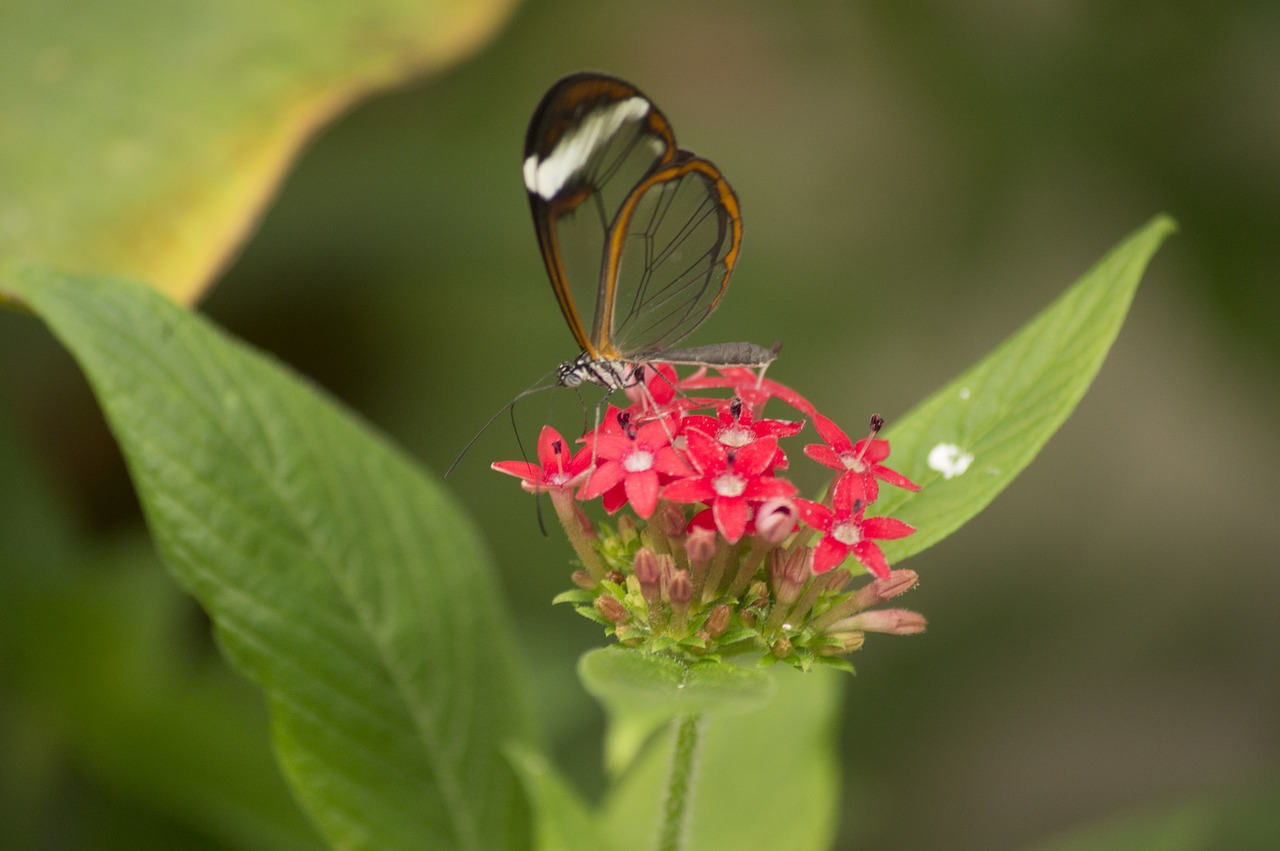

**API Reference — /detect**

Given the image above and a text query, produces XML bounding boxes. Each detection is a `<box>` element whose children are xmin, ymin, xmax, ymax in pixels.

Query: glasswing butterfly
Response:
<box><xmin>522</xmin><ymin>72</ymin><xmax>777</xmax><ymax>389</ymax></box>
<box><xmin>449</xmin><ymin>73</ymin><xmax>775</xmax><ymax>476</ymax></box>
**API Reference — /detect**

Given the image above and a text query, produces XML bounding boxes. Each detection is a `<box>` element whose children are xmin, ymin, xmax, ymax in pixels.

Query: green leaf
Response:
<box><xmin>0</xmin><ymin>0</ymin><xmax>514</xmax><ymax>304</ymax></box>
<box><xmin>578</xmin><ymin>648</ymin><xmax>774</xmax><ymax>777</ymax></box>
<box><xmin>1024</xmin><ymin>780</ymin><xmax>1280</xmax><ymax>851</ymax></box>
<box><xmin>876</xmin><ymin>215</ymin><xmax>1176</xmax><ymax>561</ymax></box>
<box><xmin>600</xmin><ymin>666</ymin><xmax>841</xmax><ymax>851</ymax></box>
<box><xmin>5</xmin><ymin>265</ymin><xmax>535</xmax><ymax>851</ymax></box>
<box><xmin>506</xmin><ymin>744</ymin><xmax>611</xmax><ymax>851</ymax></box>
<box><xmin>0</xmin><ymin>537</ymin><xmax>325</xmax><ymax>851</ymax></box>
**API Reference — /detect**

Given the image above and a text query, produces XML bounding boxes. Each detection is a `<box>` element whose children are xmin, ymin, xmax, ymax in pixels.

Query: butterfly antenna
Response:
<box><xmin>446</xmin><ymin>369</ymin><xmax>557</xmax><ymax>477</ymax></box>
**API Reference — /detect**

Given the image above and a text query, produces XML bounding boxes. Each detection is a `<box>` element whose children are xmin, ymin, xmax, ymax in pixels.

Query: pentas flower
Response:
<box><xmin>794</xmin><ymin>473</ymin><xmax>916</xmax><ymax>579</ymax></box>
<box><xmin>581</xmin><ymin>415</ymin><xmax>690</xmax><ymax>518</ymax></box>
<box><xmin>681</xmin><ymin>396</ymin><xmax>802</xmax><ymax>469</ymax></box>
<box><xmin>681</xmin><ymin>366</ymin><xmax>816</xmax><ymax>417</ymax></box>
<box><xmin>491</xmin><ymin>362</ymin><xmax>925</xmax><ymax>673</ymax></box>
<box><xmin>661</xmin><ymin>429</ymin><xmax>796</xmax><ymax>543</ymax></box>
<box><xmin>804</xmin><ymin>412</ymin><xmax>920</xmax><ymax>503</ymax></box>
<box><xmin>491</xmin><ymin>425</ymin><xmax>591</xmax><ymax>493</ymax></box>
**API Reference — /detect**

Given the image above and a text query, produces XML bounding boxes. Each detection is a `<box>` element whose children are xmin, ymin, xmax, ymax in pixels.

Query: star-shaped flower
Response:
<box><xmin>795</xmin><ymin>474</ymin><xmax>915</xmax><ymax>578</ymax></box>
<box><xmin>662</xmin><ymin>429</ymin><xmax>796</xmax><ymax>542</ymax></box>
<box><xmin>681</xmin><ymin>396</ymin><xmax>803</xmax><ymax>469</ymax></box>
<box><xmin>491</xmin><ymin>426</ymin><xmax>592</xmax><ymax>493</ymax></box>
<box><xmin>581</xmin><ymin>416</ymin><xmax>690</xmax><ymax>518</ymax></box>
<box><xmin>803</xmin><ymin>412</ymin><xmax>919</xmax><ymax>503</ymax></box>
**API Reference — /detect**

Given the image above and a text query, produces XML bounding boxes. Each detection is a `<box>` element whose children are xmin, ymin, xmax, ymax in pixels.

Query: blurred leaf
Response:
<box><xmin>1</xmin><ymin>406</ymin><xmax>318</xmax><ymax>850</ymax></box>
<box><xmin>5</xmin><ymin>266</ymin><xmax>536</xmax><ymax>851</ymax></box>
<box><xmin>1024</xmin><ymin>779</ymin><xmax>1280</xmax><ymax>851</ymax></box>
<box><xmin>578</xmin><ymin>648</ymin><xmax>774</xmax><ymax>777</ymax></box>
<box><xmin>506</xmin><ymin>744</ymin><xmax>610</xmax><ymax>851</ymax></box>
<box><xmin>876</xmin><ymin>215</ymin><xmax>1176</xmax><ymax>561</ymax></box>
<box><xmin>0</xmin><ymin>0</ymin><xmax>515</xmax><ymax>304</ymax></box>
<box><xmin>0</xmin><ymin>539</ymin><xmax>325</xmax><ymax>851</ymax></box>
<box><xmin>600</xmin><ymin>666</ymin><xmax>840</xmax><ymax>851</ymax></box>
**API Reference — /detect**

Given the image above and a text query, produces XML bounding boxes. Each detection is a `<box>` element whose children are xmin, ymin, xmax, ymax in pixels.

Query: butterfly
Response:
<box><xmin>522</xmin><ymin>72</ymin><xmax>777</xmax><ymax>391</ymax></box>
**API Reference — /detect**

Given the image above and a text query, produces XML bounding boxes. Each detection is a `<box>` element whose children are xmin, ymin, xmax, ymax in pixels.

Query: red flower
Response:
<box><xmin>681</xmin><ymin>367</ymin><xmax>816</xmax><ymax>418</ymax></box>
<box><xmin>795</xmin><ymin>474</ymin><xmax>915</xmax><ymax>578</ymax></box>
<box><xmin>491</xmin><ymin>426</ymin><xmax>592</xmax><ymax>494</ymax></box>
<box><xmin>682</xmin><ymin>396</ymin><xmax>803</xmax><ymax>469</ymax></box>
<box><xmin>803</xmin><ymin>412</ymin><xmax>919</xmax><ymax>503</ymax></box>
<box><xmin>662</xmin><ymin>429</ymin><xmax>796</xmax><ymax>542</ymax></box>
<box><xmin>581</xmin><ymin>416</ymin><xmax>690</xmax><ymax>518</ymax></box>
<box><xmin>619</xmin><ymin>362</ymin><xmax>712</xmax><ymax>420</ymax></box>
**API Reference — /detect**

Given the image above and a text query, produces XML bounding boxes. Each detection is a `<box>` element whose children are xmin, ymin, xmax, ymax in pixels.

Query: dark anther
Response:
<box><xmin>730</xmin><ymin>396</ymin><xmax>743</xmax><ymax>420</ymax></box>
<box><xmin>551</xmin><ymin>440</ymin><xmax>563</xmax><ymax>455</ymax></box>
<box><xmin>869</xmin><ymin>413</ymin><xmax>884</xmax><ymax>434</ymax></box>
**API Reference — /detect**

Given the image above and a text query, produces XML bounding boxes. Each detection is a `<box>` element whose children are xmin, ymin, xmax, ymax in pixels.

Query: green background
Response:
<box><xmin>3</xmin><ymin>1</ymin><xmax>1277</xmax><ymax>848</ymax></box>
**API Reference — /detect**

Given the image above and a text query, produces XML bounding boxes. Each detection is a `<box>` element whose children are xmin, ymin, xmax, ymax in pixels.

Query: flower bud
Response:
<box><xmin>571</xmin><ymin>570</ymin><xmax>597</xmax><ymax>589</ymax></box>
<box><xmin>594</xmin><ymin>595</ymin><xmax>629</xmax><ymax>624</ymax></box>
<box><xmin>633</xmin><ymin>548</ymin><xmax>661</xmax><ymax>589</ymax></box>
<box><xmin>657</xmin><ymin>553</ymin><xmax>677</xmax><ymax>598</ymax></box>
<box><xmin>771</xmin><ymin>636</ymin><xmax>793</xmax><ymax>658</ymax></box>
<box><xmin>833</xmin><ymin>608</ymin><xmax>927</xmax><ymax>636</ymax></box>
<box><xmin>819</xmin><ymin>631</ymin><xmax>866</xmax><ymax>655</ymax></box>
<box><xmin>668</xmin><ymin>570</ymin><xmax>693</xmax><ymax>607</ymax></box>
<box><xmin>633</xmin><ymin>548</ymin><xmax>664</xmax><ymax>620</ymax></box>
<box><xmin>754</xmin><ymin>497</ymin><xmax>798</xmax><ymax>546</ymax></box>
<box><xmin>685</xmin><ymin>527</ymin><xmax>716</xmax><ymax>567</ymax></box>
<box><xmin>705</xmin><ymin>603</ymin><xmax>731</xmax><ymax>637</ymax></box>
<box><xmin>655</xmin><ymin>502</ymin><xmax>687</xmax><ymax>541</ymax></box>
<box><xmin>852</xmin><ymin>569</ymin><xmax>919</xmax><ymax>610</ymax></box>
<box><xmin>668</xmin><ymin>569</ymin><xmax>693</xmax><ymax>635</ymax></box>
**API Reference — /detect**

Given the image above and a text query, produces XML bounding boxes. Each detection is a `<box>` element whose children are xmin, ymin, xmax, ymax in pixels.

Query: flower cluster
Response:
<box><xmin>492</xmin><ymin>364</ymin><xmax>925</xmax><ymax>672</ymax></box>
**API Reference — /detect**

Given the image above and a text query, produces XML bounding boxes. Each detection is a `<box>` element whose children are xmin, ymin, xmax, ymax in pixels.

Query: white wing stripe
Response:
<box><xmin>523</xmin><ymin>96</ymin><xmax>650</xmax><ymax>201</ymax></box>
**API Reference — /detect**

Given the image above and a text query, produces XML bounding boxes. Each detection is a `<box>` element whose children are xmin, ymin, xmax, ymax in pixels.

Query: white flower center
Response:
<box><xmin>719</xmin><ymin>425</ymin><xmax>754</xmax><ymax>447</ymax></box>
<box><xmin>832</xmin><ymin>520</ymin><xmax>862</xmax><ymax>546</ymax></box>
<box><xmin>840</xmin><ymin>452</ymin><xmax>866</xmax><ymax>473</ymax></box>
<box><xmin>712</xmin><ymin>472</ymin><xmax>746</xmax><ymax>498</ymax></box>
<box><xmin>623</xmin><ymin>450</ymin><xmax>654</xmax><ymax>473</ymax></box>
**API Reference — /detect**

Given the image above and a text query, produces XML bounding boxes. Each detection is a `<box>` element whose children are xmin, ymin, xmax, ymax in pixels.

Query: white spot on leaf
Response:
<box><xmin>928</xmin><ymin>443</ymin><xmax>974</xmax><ymax>479</ymax></box>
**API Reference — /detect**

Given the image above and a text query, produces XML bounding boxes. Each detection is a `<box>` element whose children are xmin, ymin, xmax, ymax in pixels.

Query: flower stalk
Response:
<box><xmin>657</xmin><ymin>714</ymin><xmax>703</xmax><ymax>851</ymax></box>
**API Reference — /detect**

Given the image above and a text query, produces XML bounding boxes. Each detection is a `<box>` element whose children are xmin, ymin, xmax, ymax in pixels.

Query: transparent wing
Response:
<box><xmin>523</xmin><ymin>73</ymin><xmax>676</xmax><ymax>357</ymax></box>
<box><xmin>600</xmin><ymin>151</ymin><xmax>743</xmax><ymax>359</ymax></box>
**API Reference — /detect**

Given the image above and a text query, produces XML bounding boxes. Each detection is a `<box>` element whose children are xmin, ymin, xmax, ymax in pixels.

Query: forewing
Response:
<box><xmin>523</xmin><ymin>73</ymin><xmax>676</xmax><ymax>356</ymax></box>
<box><xmin>600</xmin><ymin>152</ymin><xmax>743</xmax><ymax>359</ymax></box>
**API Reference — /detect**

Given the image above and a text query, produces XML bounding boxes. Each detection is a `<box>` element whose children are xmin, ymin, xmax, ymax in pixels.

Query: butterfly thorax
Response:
<box><xmin>557</xmin><ymin>354</ymin><xmax>636</xmax><ymax>390</ymax></box>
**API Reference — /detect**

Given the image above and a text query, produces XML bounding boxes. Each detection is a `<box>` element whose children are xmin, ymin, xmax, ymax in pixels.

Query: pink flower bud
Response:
<box><xmin>853</xmin><ymin>569</ymin><xmax>919</xmax><ymax>610</ymax></box>
<box><xmin>594</xmin><ymin>595</ymin><xmax>628</xmax><ymax>624</ymax></box>
<box><xmin>633</xmin><ymin>548</ymin><xmax>661</xmax><ymax>590</ymax></box>
<box><xmin>684</xmin><ymin>526</ymin><xmax>717</xmax><ymax>566</ymax></box>
<box><xmin>754</xmin><ymin>497</ymin><xmax>798</xmax><ymax>545</ymax></box>
<box><xmin>705</xmin><ymin>603</ymin><xmax>731</xmax><ymax>637</ymax></box>
<box><xmin>838</xmin><ymin>608</ymin><xmax>927</xmax><ymax>635</ymax></box>
<box><xmin>668</xmin><ymin>570</ymin><xmax>693</xmax><ymax>607</ymax></box>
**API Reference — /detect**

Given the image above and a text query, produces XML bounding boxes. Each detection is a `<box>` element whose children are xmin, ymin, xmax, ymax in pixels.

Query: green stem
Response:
<box><xmin>656</xmin><ymin>713</ymin><xmax>702</xmax><ymax>851</ymax></box>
